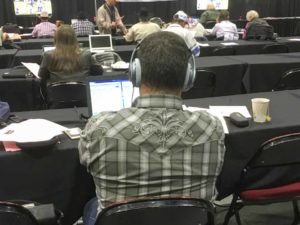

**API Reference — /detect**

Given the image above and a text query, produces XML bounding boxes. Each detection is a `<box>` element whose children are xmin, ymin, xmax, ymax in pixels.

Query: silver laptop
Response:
<box><xmin>89</xmin><ymin>34</ymin><xmax>114</xmax><ymax>53</ymax></box>
<box><xmin>86</xmin><ymin>75</ymin><xmax>139</xmax><ymax>116</ymax></box>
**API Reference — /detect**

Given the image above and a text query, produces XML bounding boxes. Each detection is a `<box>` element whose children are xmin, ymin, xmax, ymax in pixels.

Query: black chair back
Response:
<box><xmin>204</xmin><ymin>21</ymin><xmax>216</xmax><ymax>29</ymax></box>
<box><xmin>223</xmin><ymin>132</ymin><xmax>300</xmax><ymax>225</ymax></box>
<box><xmin>181</xmin><ymin>69</ymin><xmax>216</xmax><ymax>99</ymax></box>
<box><xmin>95</xmin><ymin>198</ymin><xmax>215</xmax><ymax>225</ymax></box>
<box><xmin>0</xmin><ymin>201</ymin><xmax>38</xmax><ymax>225</ymax></box>
<box><xmin>273</xmin><ymin>68</ymin><xmax>300</xmax><ymax>91</ymax></box>
<box><xmin>212</xmin><ymin>47</ymin><xmax>236</xmax><ymax>56</ymax></box>
<box><xmin>245</xmin><ymin>23</ymin><xmax>274</xmax><ymax>40</ymax></box>
<box><xmin>260</xmin><ymin>43</ymin><xmax>289</xmax><ymax>54</ymax></box>
<box><xmin>46</xmin><ymin>81</ymin><xmax>87</xmax><ymax>109</ymax></box>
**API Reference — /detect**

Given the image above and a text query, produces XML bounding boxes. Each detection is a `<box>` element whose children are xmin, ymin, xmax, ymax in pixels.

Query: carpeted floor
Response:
<box><xmin>215</xmin><ymin>201</ymin><xmax>297</xmax><ymax>225</ymax></box>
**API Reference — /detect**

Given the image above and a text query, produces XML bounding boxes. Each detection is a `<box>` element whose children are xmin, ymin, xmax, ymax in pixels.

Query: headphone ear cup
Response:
<box><xmin>129</xmin><ymin>58</ymin><xmax>142</xmax><ymax>87</ymax></box>
<box><xmin>182</xmin><ymin>55</ymin><xmax>196</xmax><ymax>92</ymax></box>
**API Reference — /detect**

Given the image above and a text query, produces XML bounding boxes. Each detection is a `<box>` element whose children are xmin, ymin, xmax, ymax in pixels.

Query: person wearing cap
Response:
<box><xmin>199</xmin><ymin>2</ymin><xmax>220</xmax><ymax>25</ymax></box>
<box><xmin>164</xmin><ymin>10</ymin><xmax>200</xmax><ymax>56</ymax></box>
<box><xmin>123</xmin><ymin>7</ymin><xmax>160</xmax><ymax>43</ymax></box>
<box><xmin>97</xmin><ymin>0</ymin><xmax>127</xmax><ymax>35</ymax></box>
<box><xmin>31</xmin><ymin>11</ymin><xmax>56</xmax><ymax>38</ymax></box>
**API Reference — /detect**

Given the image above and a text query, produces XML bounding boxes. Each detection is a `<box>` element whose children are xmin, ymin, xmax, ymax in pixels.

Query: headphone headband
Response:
<box><xmin>128</xmin><ymin>41</ymin><xmax>196</xmax><ymax>92</ymax></box>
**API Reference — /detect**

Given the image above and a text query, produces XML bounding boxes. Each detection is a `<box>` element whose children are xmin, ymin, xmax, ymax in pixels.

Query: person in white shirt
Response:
<box><xmin>164</xmin><ymin>11</ymin><xmax>200</xmax><ymax>56</ymax></box>
<box><xmin>211</xmin><ymin>10</ymin><xmax>238</xmax><ymax>41</ymax></box>
<box><xmin>124</xmin><ymin>7</ymin><xmax>160</xmax><ymax>43</ymax></box>
<box><xmin>186</xmin><ymin>17</ymin><xmax>208</xmax><ymax>38</ymax></box>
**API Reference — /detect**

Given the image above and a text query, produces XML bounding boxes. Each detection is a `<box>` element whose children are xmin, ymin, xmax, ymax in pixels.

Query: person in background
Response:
<box><xmin>149</xmin><ymin>17</ymin><xmax>165</xmax><ymax>29</ymax></box>
<box><xmin>97</xmin><ymin>0</ymin><xmax>127</xmax><ymax>35</ymax></box>
<box><xmin>0</xmin><ymin>27</ymin><xmax>9</xmax><ymax>48</ymax></box>
<box><xmin>164</xmin><ymin>10</ymin><xmax>200</xmax><ymax>56</ymax></box>
<box><xmin>38</xmin><ymin>25</ymin><xmax>94</xmax><ymax>92</ymax></box>
<box><xmin>200</xmin><ymin>2</ymin><xmax>220</xmax><ymax>25</ymax></box>
<box><xmin>242</xmin><ymin>10</ymin><xmax>271</xmax><ymax>39</ymax></box>
<box><xmin>79</xmin><ymin>31</ymin><xmax>225</xmax><ymax>225</ymax></box>
<box><xmin>186</xmin><ymin>17</ymin><xmax>208</xmax><ymax>38</ymax></box>
<box><xmin>124</xmin><ymin>7</ymin><xmax>160</xmax><ymax>43</ymax></box>
<box><xmin>211</xmin><ymin>10</ymin><xmax>238</xmax><ymax>40</ymax></box>
<box><xmin>32</xmin><ymin>11</ymin><xmax>56</xmax><ymax>38</ymax></box>
<box><xmin>71</xmin><ymin>11</ymin><xmax>95</xmax><ymax>37</ymax></box>
<box><xmin>55</xmin><ymin>20</ymin><xmax>64</xmax><ymax>28</ymax></box>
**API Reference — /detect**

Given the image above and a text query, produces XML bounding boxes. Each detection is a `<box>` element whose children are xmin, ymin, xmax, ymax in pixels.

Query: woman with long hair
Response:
<box><xmin>38</xmin><ymin>24</ymin><xmax>92</xmax><ymax>85</ymax></box>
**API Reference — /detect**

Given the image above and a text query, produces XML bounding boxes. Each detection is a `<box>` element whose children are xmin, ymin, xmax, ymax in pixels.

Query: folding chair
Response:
<box><xmin>223</xmin><ymin>132</ymin><xmax>300</xmax><ymax>225</ymax></box>
<box><xmin>0</xmin><ymin>201</ymin><xmax>39</xmax><ymax>225</ymax></box>
<box><xmin>0</xmin><ymin>200</ymin><xmax>64</xmax><ymax>225</ymax></box>
<box><xmin>273</xmin><ymin>68</ymin><xmax>300</xmax><ymax>91</ymax></box>
<box><xmin>95</xmin><ymin>198</ymin><xmax>215</xmax><ymax>225</ymax></box>
<box><xmin>46</xmin><ymin>81</ymin><xmax>87</xmax><ymax>109</ymax></box>
<box><xmin>181</xmin><ymin>69</ymin><xmax>216</xmax><ymax>99</ymax></box>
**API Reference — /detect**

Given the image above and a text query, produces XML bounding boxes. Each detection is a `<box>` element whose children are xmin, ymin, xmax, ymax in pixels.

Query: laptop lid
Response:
<box><xmin>89</xmin><ymin>34</ymin><xmax>114</xmax><ymax>53</ymax></box>
<box><xmin>86</xmin><ymin>75</ymin><xmax>139</xmax><ymax>116</ymax></box>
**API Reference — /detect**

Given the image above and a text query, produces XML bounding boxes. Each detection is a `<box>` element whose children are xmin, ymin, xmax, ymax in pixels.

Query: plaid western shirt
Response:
<box><xmin>71</xmin><ymin>20</ymin><xmax>95</xmax><ymax>36</ymax></box>
<box><xmin>79</xmin><ymin>95</ymin><xmax>225</xmax><ymax>208</ymax></box>
<box><xmin>31</xmin><ymin>21</ymin><xmax>56</xmax><ymax>38</ymax></box>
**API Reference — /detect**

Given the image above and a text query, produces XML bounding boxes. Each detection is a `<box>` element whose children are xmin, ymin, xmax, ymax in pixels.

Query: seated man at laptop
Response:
<box><xmin>79</xmin><ymin>31</ymin><xmax>226</xmax><ymax>225</ymax></box>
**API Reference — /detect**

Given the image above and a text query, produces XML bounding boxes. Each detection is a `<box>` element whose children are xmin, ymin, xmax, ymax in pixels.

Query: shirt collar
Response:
<box><xmin>132</xmin><ymin>95</ymin><xmax>183</xmax><ymax>110</ymax></box>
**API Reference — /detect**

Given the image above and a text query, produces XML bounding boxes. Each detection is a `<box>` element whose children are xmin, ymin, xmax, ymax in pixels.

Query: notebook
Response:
<box><xmin>89</xmin><ymin>34</ymin><xmax>114</xmax><ymax>53</ymax></box>
<box><xmin>86</xmin><ymin>75</ymin><xmax>139</xmax><ymax>116</ymax></box>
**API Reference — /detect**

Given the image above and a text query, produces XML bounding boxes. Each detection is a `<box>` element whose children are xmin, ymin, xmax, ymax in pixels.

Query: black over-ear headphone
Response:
<box><xmin>128</xmin><ymin>42</ymin><xmax>196</xmax><ymax>92</ymax></box>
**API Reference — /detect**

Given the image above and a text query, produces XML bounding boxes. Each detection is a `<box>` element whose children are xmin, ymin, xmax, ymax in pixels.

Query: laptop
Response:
<box><xmin>86</xmin><ymin>75</ymin><xmax>139</xmax><ymax>116</ymax></box>
<box><xmin>89</xmin><ymin>34</ymin><xmax>114</xmax><ymax>53</ymax></box>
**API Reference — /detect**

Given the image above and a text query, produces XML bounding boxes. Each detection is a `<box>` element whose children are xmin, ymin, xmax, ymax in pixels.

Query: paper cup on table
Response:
<box><xmin>251</xmin><ymin>98</ymin><xmax>270</xmax><ymax>123</ymax></box>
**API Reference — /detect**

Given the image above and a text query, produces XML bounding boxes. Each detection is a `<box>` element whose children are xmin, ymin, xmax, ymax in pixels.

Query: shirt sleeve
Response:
<box><xmin>124</xmin><ymin>27</ymin><xmax>134</xmax><ymax>42</ymax></box>
<box><xmin>115</xmin><ymin>8</ymin><xmax>126</xmax><ymax>32</ymax></box>
<box><xmin>97</xmin><ymin>7</ymin><xmax>110</xmax><ymax>30</ymax></box>
<box><xmin>38</xmin><ymin>52</ymin><xmax>50</xmax><ymax>80</ymax></box>
<box><xmin>31</xmin><ymin>25</ymin><xmax>38</xmax><ymax>37</ymax></box>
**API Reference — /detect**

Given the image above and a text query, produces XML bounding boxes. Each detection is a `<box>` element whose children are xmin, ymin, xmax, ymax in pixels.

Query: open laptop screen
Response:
<box><xmin>89</xmin><ymin>34</ymin><xmax>113</xmax><ymax>53</ymax></box>
<box><xmin>86</xmin><ymin>75</ymin><xmax>139</xmax><ymax>116</ymax></box>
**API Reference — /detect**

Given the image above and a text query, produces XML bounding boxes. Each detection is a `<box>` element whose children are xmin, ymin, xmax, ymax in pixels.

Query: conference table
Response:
<box><xmin>10</xmin><ymin>45</ymin><xmax>136</xmax><ymax>67</ymax></box>
<box><xmin>12</xmin><ymin>36</ymin><xmax>300</xmax><ymax>57</ymax></box>
<box><xmin>1</xmin><ymin>89</ymin><xmax>299</xmax><ymax>225</ymax></box>
<box><xmin>184</xmin><ymin>89</ymin><xmax>300</xmax><ymax>198</ymax></box>
<box><xmin>0</xmin><ymin>55</ymin><xmax>246</xmax><ymax>112</ymax></box>
<box><xmin>3</xmin><ymin>50</ymin><xmax>300</xmax><ymax>112</ymax></box>
<box><xmin>198</xmin><ymin>37</ymin><xmax>300</xmax><ymax>56</ymax></box>
<box><xmin>0</xmin><ymin>49</ymin><xmax>17</xmax><ymax>69</ymax></box>
<box><xmin>17</xmin><ymin>36</ymin><xmax>128</xmax><ymax>50</ymax></box>
<box><xmin>227</xmin><ymin>52</ymin><xmax>300</xmax><ymax>93</ymax></box>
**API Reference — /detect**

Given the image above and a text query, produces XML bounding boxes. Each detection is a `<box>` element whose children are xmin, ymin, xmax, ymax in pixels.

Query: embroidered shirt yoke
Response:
<box><xmin>79</xmin><ymin>95</ymin><xmax>225</xmax><ymax>208</ymax></box>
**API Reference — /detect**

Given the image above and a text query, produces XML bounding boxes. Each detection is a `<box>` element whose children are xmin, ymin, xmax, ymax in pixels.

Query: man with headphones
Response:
<box><xmin>79</xmin><ymin>31</ymin><xmax>225</xmax><ymax>225</ymax></box>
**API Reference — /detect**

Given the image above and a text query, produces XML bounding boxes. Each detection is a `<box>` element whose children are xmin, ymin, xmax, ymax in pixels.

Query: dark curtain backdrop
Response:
<box><xmin>0</xmin><ymin>0</ymin><xmax>300</xmax><ymax>27</ymax></box>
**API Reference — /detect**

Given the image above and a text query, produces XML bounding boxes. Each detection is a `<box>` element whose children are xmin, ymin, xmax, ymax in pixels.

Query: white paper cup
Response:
<box><xmin>251</xmin><ymin>98</ymin><xmax>270</xmax><ymax>123</ymax></box>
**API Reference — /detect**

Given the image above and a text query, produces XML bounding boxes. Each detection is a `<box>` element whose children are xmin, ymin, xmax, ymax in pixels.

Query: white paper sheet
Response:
<box><xmin>209</xmin><ymin>106</ymin><xmax>252</xmax><ymax>118</ymax></box>
<box><xmin>220</xmin><ymin>42</ymin><xmax>239</xmax><ymax>46</ymax></box>
<box><xmin>21</xmin><ymin>62</ymin><xmax>40</xmax><ymax>78</ymax></box>
<box><xmin>0</xmin><ymin>119</ymin><xmax>67</xmax><ymax>142</ymax></box>
<box><xmin>183</xmin><ymin>105</ymin><xmax>229</xmax><ymax>134</ymax></box>
<box><xmin>197</xmin><ymin>42</ymin><xmax>210</xmax><ymax>47</ymax></box>
<box><xmin>288</xmin><ymin>38</ymin><xmax>300</xmax><ymax>41</ymax></box>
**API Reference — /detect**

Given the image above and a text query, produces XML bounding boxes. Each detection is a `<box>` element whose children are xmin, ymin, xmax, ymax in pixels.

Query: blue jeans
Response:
<box><xmin>83</xmin><ymin>197</ymin><xmax>99</xmax><ymax>225</ymax></box>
